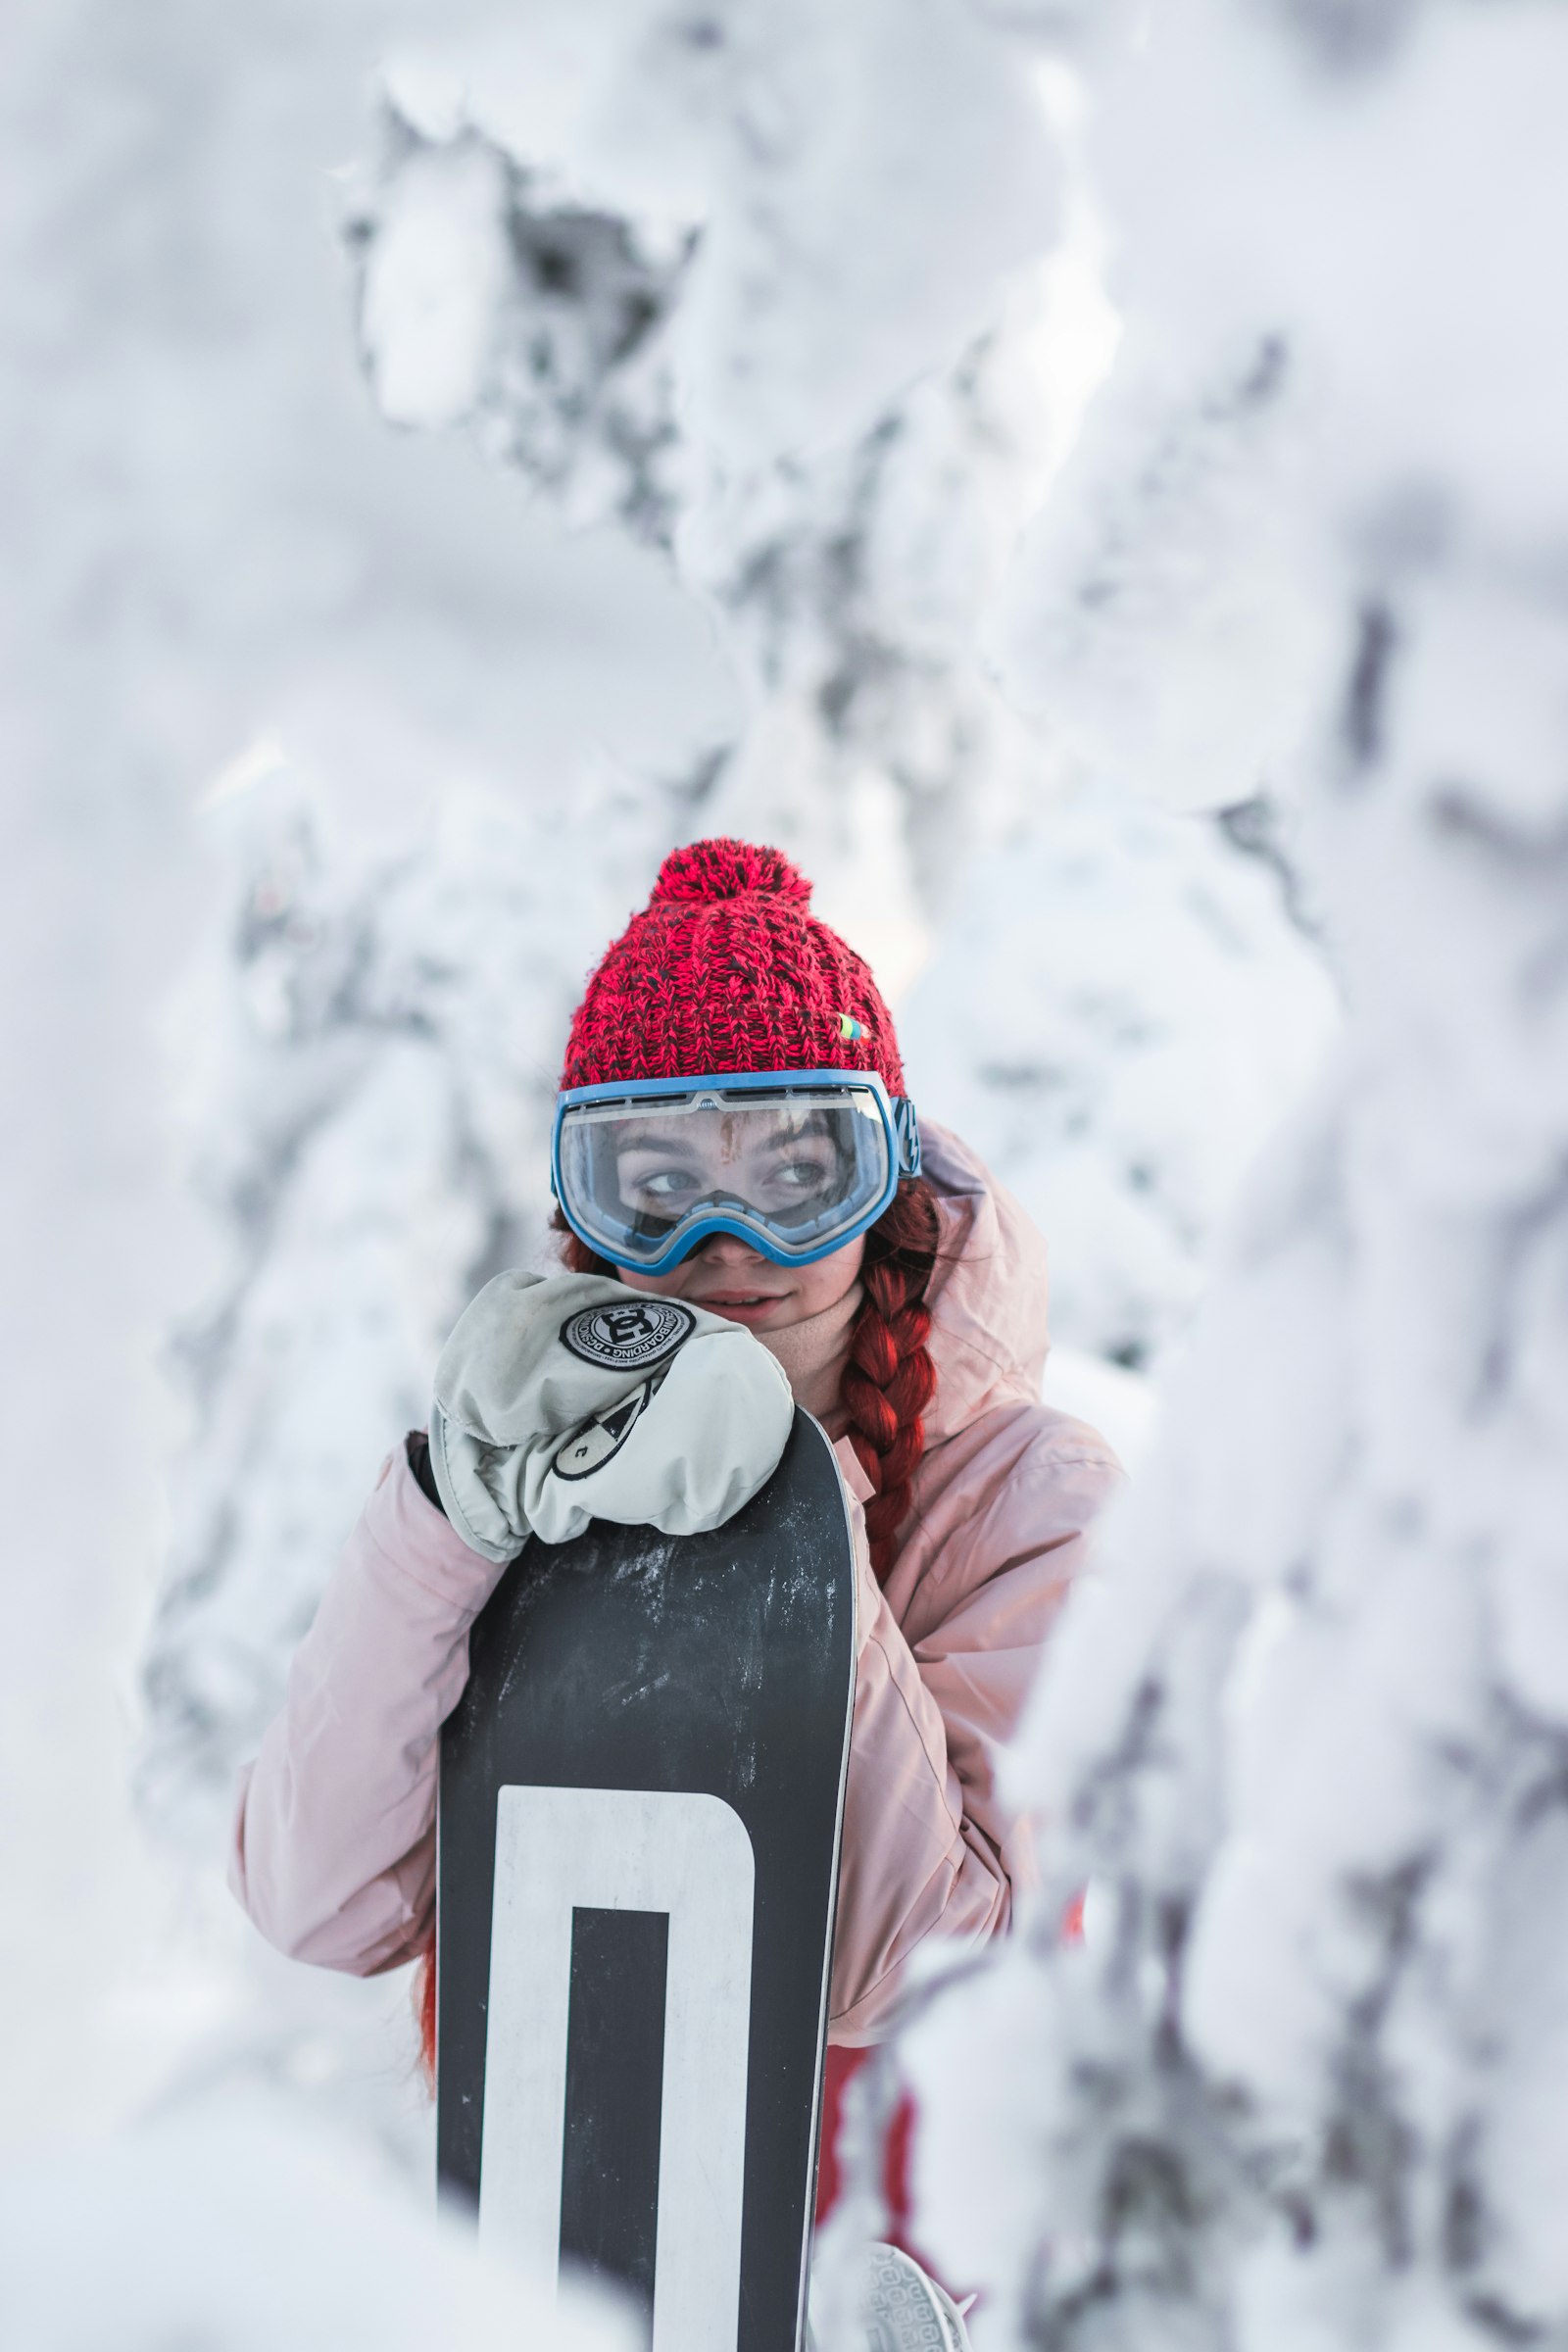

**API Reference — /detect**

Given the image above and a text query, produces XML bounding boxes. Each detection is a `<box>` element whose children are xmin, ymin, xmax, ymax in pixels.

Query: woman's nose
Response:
<box><xmin>699</xmin><ymin>1230</ymin><xmax>768</xmax><ymax>1266</ymax></box>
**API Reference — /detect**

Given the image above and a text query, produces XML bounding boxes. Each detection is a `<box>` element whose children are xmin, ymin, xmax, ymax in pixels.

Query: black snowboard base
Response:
<box><xmin>437</xmin><ymin>1407</ymin><xmax>858</xmax><ymax>2352</ymax></box>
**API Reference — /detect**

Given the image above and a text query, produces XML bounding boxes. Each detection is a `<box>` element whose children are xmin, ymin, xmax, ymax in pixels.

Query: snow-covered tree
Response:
<box><xmin>899</xmin><ymin>782</ymin><xmax>1334</xmax><ymax>1369</ymax></box>
<box><xmin>908</xmin><ymin>2</ymin><xmax>1568</xmax><ymax>2343</ymax></box>
<box><xmin>347</xmin><ymin>0</ymin><xmax>1073</xmax><ymax>914</ymax></box>
<box><xmin>339</xmin><ymin>33</ymin><xmax>1075</xmax><ymax>1035</ymax></box>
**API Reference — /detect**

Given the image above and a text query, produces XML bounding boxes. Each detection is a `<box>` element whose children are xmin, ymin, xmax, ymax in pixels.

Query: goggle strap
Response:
<box><xmin>894</xmin><ymin>1095</ymin><xmax>921</xmax><ymax>1179</ymax></box>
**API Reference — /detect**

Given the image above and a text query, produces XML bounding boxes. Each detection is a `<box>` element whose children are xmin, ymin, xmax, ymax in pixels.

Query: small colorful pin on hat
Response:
<box><xmin>836</xmin><ymin>1010</ymin><xmax>866</xmax><ymax>1044</ymax></box>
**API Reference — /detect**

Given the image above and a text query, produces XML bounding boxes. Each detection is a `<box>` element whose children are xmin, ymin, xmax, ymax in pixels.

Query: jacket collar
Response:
<box><xmin>917</xmin><ymin>1122</ymin><xmax>1050</xmax><ymax>1444</ymax></box>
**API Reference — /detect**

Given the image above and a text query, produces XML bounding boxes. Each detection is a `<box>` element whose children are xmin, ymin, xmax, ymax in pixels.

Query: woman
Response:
<box><xmin>229</xmin><ymin>835</ymin><xmax>1121</xmax><ymax>2236</ymax></box>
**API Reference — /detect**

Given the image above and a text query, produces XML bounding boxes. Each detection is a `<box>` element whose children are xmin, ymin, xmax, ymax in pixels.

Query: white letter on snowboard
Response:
<box><xmin>478</xmin><ymin>1785</ymin><xmax>756</xmax><ymax>2351</ymax></box>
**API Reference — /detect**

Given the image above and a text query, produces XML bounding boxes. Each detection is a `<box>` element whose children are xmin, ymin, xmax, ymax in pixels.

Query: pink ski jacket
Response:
<box><xmin>229</xmin><ymin>1125</ymin><xmax>1122</xmax><ymax>2041</ymax></box>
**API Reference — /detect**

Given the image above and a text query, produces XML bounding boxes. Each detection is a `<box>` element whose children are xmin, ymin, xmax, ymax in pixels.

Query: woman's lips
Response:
<box><xmin>693</xmin><ymin>1291</ymin><xmax>790</xmax><ymax>1323</ymax></box>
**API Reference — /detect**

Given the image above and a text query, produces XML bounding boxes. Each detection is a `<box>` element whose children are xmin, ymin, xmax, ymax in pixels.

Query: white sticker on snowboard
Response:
<box><xmin>478</xmin><ymin>1785</ymin><xmax>756</xmax><ymax>2352</ymax></box>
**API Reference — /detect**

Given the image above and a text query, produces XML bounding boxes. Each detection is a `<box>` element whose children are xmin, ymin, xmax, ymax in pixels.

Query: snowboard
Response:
<box><xmin>436</xmin><ymin>1404</ymin><xmax>858</xmax><ymax>2352</ymax></box>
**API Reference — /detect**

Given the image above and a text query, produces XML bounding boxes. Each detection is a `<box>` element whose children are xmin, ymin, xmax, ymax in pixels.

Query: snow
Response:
<box><xmin>1041</xmin><ymin>1346</ymin><xmax>1156</xmax><ymax>1480</ymax></box>
<box><xmin>0</xmin><ymin>0</ymin><xmax>730</xmax><ymax>2173</ymax></box>
<box><xmin>986</xmin><ymin>324</ymin><xmax>1338</xmax><ymax>818</ymax></box>
<box><xmin>0</xmin><ymin>2095</ymin><xmax>635</xmax><ymax>2352</ymax></box>
<box><xmin>348</xmin><ymin>4</ymin><xmax>1087</xmax><ymax>910</ymax></box>
<box><xmin>21</xmin><ymin>0</ymin><xmax>1554</xmax><ymax>2342</ymax></box>
<box><xmin>663</xmin><ymin>0</ymin><xmax>1064</xmax><ymax>473</ymax></box>
<box><xmin>368</xmin><ymin>0</ymin><xmax>1065</xmax><ymax>473</ymax></box>
<box><xmin>903</xmin><ymin>3</ymin><xmax>1568</xmax><ymax>2345</ymax></box>
<box><xmin>362</xmin><ymin>139</ymin><xmax>512</xmax><ymax>429</ymax></box>
<box><xmin>901</xmin><ymin>784</ymin><xmax>1338</xmax><ymax>1367</ymax></box>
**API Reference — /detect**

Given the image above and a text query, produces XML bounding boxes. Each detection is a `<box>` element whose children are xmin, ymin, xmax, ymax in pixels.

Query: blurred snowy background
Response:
<box><xmin>0</xmin><ymin>0</ymin><xmax>732</xmax><ymax>2192</ymax></box>
<box><xmin>19</xmin><ymin>0</ymin><xmax>1556</xmax><ymax>2344</ymax></box>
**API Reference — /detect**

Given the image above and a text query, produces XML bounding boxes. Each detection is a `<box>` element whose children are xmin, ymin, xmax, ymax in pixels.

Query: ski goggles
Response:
<box><xmin>552</xmin><ymin>1069</ymin><xmax>922</xmax><ymax>1274</ymax></box>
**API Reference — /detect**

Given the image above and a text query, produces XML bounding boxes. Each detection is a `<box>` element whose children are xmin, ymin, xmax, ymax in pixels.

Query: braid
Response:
<box><xmin>415</xmin><ymin>1923</ymin><xmax>436</xmax><ymax>2087</ymax></box>
<box><xmin>840</xmin><ymin>1179</ymin><xmax>941</xmax><ymax>1583</ymax></box>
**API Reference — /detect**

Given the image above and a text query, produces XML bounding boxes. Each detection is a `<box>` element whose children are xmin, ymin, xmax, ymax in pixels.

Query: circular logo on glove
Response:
<box><xmin>560</xmin><ymin>1298</ymin><xmax>696</xmax><ymax>1371</ymax></box>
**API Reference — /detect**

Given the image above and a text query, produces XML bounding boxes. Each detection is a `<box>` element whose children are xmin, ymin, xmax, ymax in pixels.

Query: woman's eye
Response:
<box><xmin>632</xmin><ymin>1166</ymin><xmax>701</xmax><ymax>1200</ymax></box>
<box><xmin>774</xmin><ymin>1157</ymin><xmax>831</xmax><ymax>1194</ymax></box>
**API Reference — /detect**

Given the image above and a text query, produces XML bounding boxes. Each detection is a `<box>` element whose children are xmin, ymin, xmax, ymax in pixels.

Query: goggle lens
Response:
<box><xmin>557</xmin><ymin>1085</ymin><xmax>899</xmax><ymax>1269</ymax></box>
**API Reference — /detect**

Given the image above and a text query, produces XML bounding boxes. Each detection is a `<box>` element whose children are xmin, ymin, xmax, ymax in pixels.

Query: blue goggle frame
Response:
<box><xmin>551</xmin><ymin>1067</ymin><xmax>922</xmax><ymax>1274</ymax></box>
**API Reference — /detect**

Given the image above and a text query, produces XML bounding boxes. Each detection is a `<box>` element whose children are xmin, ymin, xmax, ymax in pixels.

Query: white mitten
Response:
<box><xmin>429</xmin><ymin>1272</ymin><xmax>794</xmax><ymax>1563</ymax></box>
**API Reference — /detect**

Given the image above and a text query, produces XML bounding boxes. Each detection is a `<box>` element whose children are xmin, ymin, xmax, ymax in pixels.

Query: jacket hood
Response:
<box><xmin>918</xmin><ymin>1122</ymin><xmax>1050</xmax><ymax>1444</ymax></box>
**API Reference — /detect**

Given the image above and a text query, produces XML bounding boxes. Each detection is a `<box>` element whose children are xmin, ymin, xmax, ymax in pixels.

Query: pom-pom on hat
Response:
<box><xmin>561</xmin><ymin>838</ymin><xmax>906</xmax><ymax>1095</ymax></box>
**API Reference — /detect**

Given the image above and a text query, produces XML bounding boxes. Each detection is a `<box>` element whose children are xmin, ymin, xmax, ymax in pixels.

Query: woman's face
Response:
<box><xmin>623</xmin><ymin>1227</ymin><xmax>865</xmax><ymax>1332</ymax></box>
<box><xmin>611</xmin><ymin>1104</ymin><xmax>864</xmax><ymax>1332</ymax></box>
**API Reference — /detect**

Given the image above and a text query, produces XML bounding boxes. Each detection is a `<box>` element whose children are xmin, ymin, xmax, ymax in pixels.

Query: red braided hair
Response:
<box><xmin>417</xmin><ymin>1928</ymin><xmax>437</xmax><ymax>2088</ymax></box>
<box><xmin>413</xmin><ymin>1178</ymin><xmax>943</xmax><ymax>2085</ymax></box>
<box><xmin>838</xmin><ymin>1179</ymin><xmax>940</xmax><ymax>1582</ymax></box>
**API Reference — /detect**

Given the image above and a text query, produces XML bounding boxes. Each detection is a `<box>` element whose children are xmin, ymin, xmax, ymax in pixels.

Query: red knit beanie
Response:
<box><xmin>562</xmin><ymin>838</ymin><xmax>906</xmax><ymax>1095</ymax></box>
